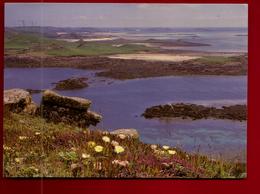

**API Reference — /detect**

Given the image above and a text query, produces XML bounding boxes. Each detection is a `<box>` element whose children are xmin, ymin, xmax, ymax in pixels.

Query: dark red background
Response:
<box><xmin>0</xmin><ymin>0</ymin><xmax>259</xmax><ymax>193</ymax></box>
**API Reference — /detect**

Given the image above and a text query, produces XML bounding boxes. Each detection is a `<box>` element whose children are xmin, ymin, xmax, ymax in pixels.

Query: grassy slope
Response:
<box><xmin>194</xmin><ymin>55</ymin><xmax>247</xmax><ymax>65</ymax></box>
<box><xmin>4</xmin><ymin>31</ymin><xmax>154</xmax><ymax>56</ymax></box>
<box><xmin>3</xmin><ymin>113</ymin><xmax>246</xmax><ymax>178</ymax></box>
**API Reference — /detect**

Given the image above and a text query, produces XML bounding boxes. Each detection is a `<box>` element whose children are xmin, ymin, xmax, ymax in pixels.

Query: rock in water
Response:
<box><xmin>54</xmin><ymin>77</ymin><xmax>88</xmax><ymax>90</ymax></box>
<box><xmin>40</xmin><ymin>90</ymin><xmax>102</xmax><ymax>127</ymax></box>
<box><xmin>4</xmin><ymin>89</ymin><xmax>37</xmax><ymax>114</ymax></box>
<box><xmin>110</xmin><ymin>128</ymin><xmax>139</xmax><ymax>139</ymax></box>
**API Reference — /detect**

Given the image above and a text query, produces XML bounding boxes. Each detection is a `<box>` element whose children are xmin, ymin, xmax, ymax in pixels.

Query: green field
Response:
<box><xmin>4</xmin><ymin>31</ymin><xmax>155</xmax><ymax>56</ymax></box>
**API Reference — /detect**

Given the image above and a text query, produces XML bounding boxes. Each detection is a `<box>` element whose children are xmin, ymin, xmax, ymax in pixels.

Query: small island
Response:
<box><xmin>142</xmin><ymin>103</ymin><xmax>247</xmax><ymax>121</ymax></box>
<box><xmin>53</xmin><ymin>77</ymin><xmax>88</xmax><ymax>90</ymax></box>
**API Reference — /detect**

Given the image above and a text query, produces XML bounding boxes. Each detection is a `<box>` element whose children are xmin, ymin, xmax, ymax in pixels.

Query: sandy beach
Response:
<box><xmin>108</xmin><ymin>53</ymin><xmax>200</xmax><ymax>62</ymax></box>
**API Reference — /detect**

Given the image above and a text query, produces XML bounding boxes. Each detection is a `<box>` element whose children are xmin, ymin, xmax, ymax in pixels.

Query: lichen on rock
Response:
<box><xmin>4</xmin><ymin>88</ymin><xmax>102</xmax><ymax>128</ymax></box>
<box><xmin>42</xmin><ymin>90</ymin><xmax>91</xmax><ymax>110</ymax></box>
<box><xmin>39</xmin><ymin>90</ymin><xmax>102</xmax><ymax>127</ymax></box>
<box><xmin>4</xmin><ymin>88</ymin><xmax>37</xmax><ymax>115</ymax></box>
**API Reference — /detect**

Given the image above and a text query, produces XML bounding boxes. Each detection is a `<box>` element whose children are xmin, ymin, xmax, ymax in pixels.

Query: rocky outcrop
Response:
<box><xmin>53</xmin><ymin>77</ymin><xmax>88</xmax><ymax>90</ymax></box>
<box><xmin>39</xmin><ymin>90</ymin><xmax>102</xmax><ymax>127</ymax></box>
<box><xmin>26</xmin><ymin>89</ymin><xmax>44</xmax><ymax>94</ymax></box>
<box><xmin>4</xmin><ymin>89</ymin><xmax>37</xmax><ymax>115</ymax></box>
<box><xmin>110</xmin><ymin>128</ymin><xmax>139</xmax><ymax>139</ymax></box>
<box><xmin>142</xmin><ymin>103</ymin><xmax>247</xmax><ymax>121</ymax></box>
<box><xmin>42</xmin><ymin>90</ymin><xmax>91</xmax><ymax>110</ymax></box>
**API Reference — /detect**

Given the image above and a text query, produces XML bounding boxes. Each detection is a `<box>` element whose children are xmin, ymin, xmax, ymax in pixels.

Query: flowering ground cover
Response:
<box><xmin>3</xmin><ymin>113</ymin><xmax>246</xmax><ymax>178</ymax></box>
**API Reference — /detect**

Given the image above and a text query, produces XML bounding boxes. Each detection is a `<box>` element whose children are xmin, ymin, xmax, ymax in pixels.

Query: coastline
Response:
<box><xmin>4</xmin><ymin>53</ymin><xmax>247</xmax><ymax>80</ymax></box>
<box><xmin>3</xmin><ymin>26</ymin><xmax>248</xmax><ymax>178</ymax></box>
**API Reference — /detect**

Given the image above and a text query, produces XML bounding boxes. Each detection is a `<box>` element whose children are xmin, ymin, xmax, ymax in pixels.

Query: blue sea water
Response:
<box><xmin>4</xmin><ymin>67</ymin><xmax>247</xmax><ymax>160</ymax></box>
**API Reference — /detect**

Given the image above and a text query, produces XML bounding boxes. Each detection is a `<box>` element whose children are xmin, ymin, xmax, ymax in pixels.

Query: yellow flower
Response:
<box><xmin>35</xmin><ymin>132</ymin><xmax>41</xmax><ymax>136</ymax></box>
<box><xmin>160</xmin><ymin>150</ymin><xmax>165</xmax><ymax>155</ymax></box>
<box><xmin>15</xmin><ymin>158</ymin><xmax>23</xmax><ymax>163</ymax></box>
<box><xmin>168</xmin><ymin>150</ymin><xmax>177</xmax><ymax>155</ymax></box>
<box><xmin>150</xmin><ymin>144</ymin><xmax>157</xmax><ymax>150</ymax></box>
<box><xmin>3</xmin><ymin>145</ymin><xmax>12</xmax><ymax>151</ymax></box>
<box><xmin>111</xmin><ymin>140</ymin><xmax>119</xmax><ymax>147</ymax></box>
<box><xmin>29</xmin><ymin>166</ymin><xmax>39</xmax><ymax>173</ymax></box>
<box><xmin>154</xmin><ymin>149</ymin><xmax>165</xmax><ymax>155</ymax></box>
<box><xmin>102</xmin><ymin>136</ymin><xmax>111</xmax><ymax>143</ymax></box>
<box><xmin>87</xmin><ymin>141</ymin><xmax>96</xmax><ymax>148</ymax></box>
<box><xmin>162</xmin><ymin>145</ymin><xmax>170</xmax><ymax>150</ymax></box>
<box><xmin>81</xmin><ymin>153</ymin><xmax>90</xmax><ymax>159</ymax></box>
<box><xmin>118</xmin><ymin>134</ymin><xmax>126</xmax><ymax>140</ymax></box>
<box><xmin>94</xmin><ymin>145</ymin><xmax>103</xmax><ymax>153</ymax></box>
<box><xmin>114</xmin><ymin>145</ymin><xmax>125</xmax><ymax>154</ymax></box>
<box><xmin>18</xmin><ymin>136</ymin><xmax>28</xmax><ymax>140</ymax></box>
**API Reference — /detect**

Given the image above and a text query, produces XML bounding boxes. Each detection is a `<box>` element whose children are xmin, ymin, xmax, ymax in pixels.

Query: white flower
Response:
<box><xmin>112</xmin><ymin>160</ymin><xmax>129</xmax><ymax>167</ymax></box>
<box><xmin>162</xmin><ymin>162</ymin><xmax>170</xmax><ymax>167</ymax></box>
<box><xmin>118</xmin><ymin>134</ymin><xmax>126</xmax><ymax>140</ymax></box>
<box><xmin>162</xmin><ymin>162</ymin><xmax>173</xmax><ymax>167</ymax></box>
<box><xmin>35</xmin><ymin>132</ymin><xmax>41</xmax><ymax>136</ymax></box>
<box><xmin>111</xmin><ymin>140</ymin><xmax>119</xmax><ymax>147</ymax></box>
<box><xmin>94</xmin><ymin>162</ymin><xmax>102</xmax><ymax>170</ymax></box>
<box><xmin>150</xmin><ymin>144</ymin><xmax>157</xmax><ymax>150</ymax></box>
<box><xmin>81</xmin><ymin>153</ymin><xmax>90</xmax><ymax>159</ymax></box>
<box><xmin>70</xmin><ymin>147</ymin><xmax>77</xmax><ymax>151</ymax></box>
<box><xmin>102</xmin><ymin>136</ymin><xmax>111</xmax><ymax>143</ymax></box>
<box><xmin>18</xmin><ymin>136</ymin><xmax>28</xmax><ymax>140</ymax></box>
<box><xmin>162</xmin><ymin>145</ymin><xmax>170</xmax><ymax>150</ymax></box>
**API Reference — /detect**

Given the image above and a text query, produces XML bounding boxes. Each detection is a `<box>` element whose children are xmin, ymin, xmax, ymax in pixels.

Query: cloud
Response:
<box><xmin>5</xmin><ymin>3</ymin><xmax>248</xmax><ymax>27</ymax></box>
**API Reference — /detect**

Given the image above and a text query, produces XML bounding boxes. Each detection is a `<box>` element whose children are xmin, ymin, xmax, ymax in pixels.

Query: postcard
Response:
<box><xmin>3</xmin><ymin>3</ymin><xmax>248</xmax><ymax>179</ymax></box>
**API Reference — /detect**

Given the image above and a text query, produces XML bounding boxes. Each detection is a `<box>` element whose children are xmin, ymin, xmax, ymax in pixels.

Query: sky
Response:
<box><xmin>5</xmin><ymin>3</ymin><xmax>248</xmax><ymax>28</ymax></box>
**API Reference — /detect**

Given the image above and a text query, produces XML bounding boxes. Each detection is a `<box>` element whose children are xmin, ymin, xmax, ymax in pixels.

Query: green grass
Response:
<box><xmin>46</xmin><ymin>43</ymin><xmax>152</xmax><ymax>56</ymax></box>
<box><xmin>3</xmin><ymin>113</ymin><xmax>246</xmax><ymax>178</ymax></box>
<box><xmin>194</xmin><ymin>55</ymin><xmax>244</xmax><ymax>65</ymax></box>
<box><xmin>4</xmin><ymin>31</ymin><xmax>154</xmax><ymax>56</ymax></box>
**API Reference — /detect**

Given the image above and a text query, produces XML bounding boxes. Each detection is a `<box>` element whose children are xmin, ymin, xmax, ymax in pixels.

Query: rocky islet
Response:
<box><xmin>142</xmin><ymin>103</ymin><xmax>247</xmax><ymax>121</ymax></box>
